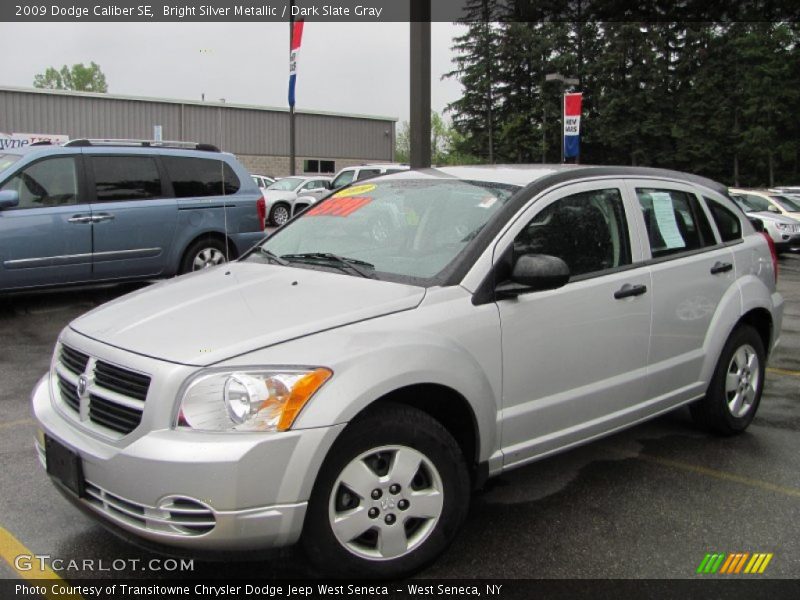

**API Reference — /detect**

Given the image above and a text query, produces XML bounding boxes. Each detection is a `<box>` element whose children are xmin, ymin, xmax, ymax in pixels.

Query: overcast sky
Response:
<box><xmin>0</xmin><ymin>22</ymin><xmax>464</xmax><ymax>123</ymax></box>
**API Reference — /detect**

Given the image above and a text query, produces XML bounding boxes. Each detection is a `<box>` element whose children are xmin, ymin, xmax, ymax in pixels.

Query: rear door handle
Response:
<box><xmin>614</xmin><ymin>283</ymin><xmax>648</xmax><ymax>299</ymax></box>
<box><xmin>91</xmin><ymin>213</ymin><xmax>115</xmax><ymax>223</ymax></box>
<box><xmin>710</xmin><ymin>261</ymin><xmax>733</xmax><ymax>275</ymax></box>
<box><xmin>68</xmin><ymin>214</ymin><xmax>93</xmax><ymax>224</ymax></box>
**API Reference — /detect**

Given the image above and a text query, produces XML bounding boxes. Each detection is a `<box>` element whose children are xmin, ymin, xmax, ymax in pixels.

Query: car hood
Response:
<box><xmin>262</xmin><ymin>191</ymin><xmax>296</xmax><ymax>203</ymax></box>
<box><xmin>746</xmin><ymin>210</ymin><xmax>799</xmax><ymax>224</ymax></box>
<box><xmin>69</xmin><ymin>263</ymin><xmax>425</xmax><ymax>366</ymax></box>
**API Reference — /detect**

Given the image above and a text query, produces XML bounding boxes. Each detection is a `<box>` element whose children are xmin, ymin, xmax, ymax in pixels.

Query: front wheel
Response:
<box><xmin>270</xmin><ymin>204</ymin><xmax>290</xmax><ymax>226</ymax></box>
<box><xmin>302</xmin><ymin>404</ymin><xmax>470</xmax><ymax>579</ymax></box>
<box><xmin>690</xmin><ymin>324</ymin><xmax>766</xmax><ymax>435</ymax></box>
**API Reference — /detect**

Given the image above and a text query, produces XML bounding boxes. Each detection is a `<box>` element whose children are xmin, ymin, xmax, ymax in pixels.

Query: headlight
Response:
<box><xmin>177</xmin><ymin>368</ymin><xmax>332</xmax><ymax>432</ymax></box>
<box><xmin>776</xmin><ymin>223</ymin><xmax>790</xmax><ymax>231</ymax></box>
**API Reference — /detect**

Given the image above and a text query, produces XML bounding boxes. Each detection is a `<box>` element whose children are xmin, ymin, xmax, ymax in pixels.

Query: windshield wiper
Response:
<box><xmin>257</xmin><ymin>247</ymin><xmax>289</xmax><ymax>265</ymax></box>
<box><xmin>280</xmin><ymin>252</ymin><xmax>377</xmax><ymax>279</ymax></box>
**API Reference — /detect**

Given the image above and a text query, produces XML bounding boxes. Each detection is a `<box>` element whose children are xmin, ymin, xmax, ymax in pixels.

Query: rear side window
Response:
<box><xmin>706</xmin><ymin>199</ymin><xmax>743</xmax><ymax>242</ymax></box>
<box><xmin>357</xmin><ymin>169</ymin><xmax>381</xmax><ymax>181</ymax></box>
<box><xmin>636</xmin><ymin>188</ymin><xmax>715</xmax><ymax>258</ymax></box>
<box><xmin>162</xmin><ymin>157</ymin><xmax>241</xmax><ymax>198</ymax></box>
<box><xmin>1</xmin><ymin>157</ymin><xmax>79</xmax><ymax>208</ymax></box>
<box><xmin>92</xmin><ymin>156</ymin><xmax>162</xmax><ymax>201</ymax></box>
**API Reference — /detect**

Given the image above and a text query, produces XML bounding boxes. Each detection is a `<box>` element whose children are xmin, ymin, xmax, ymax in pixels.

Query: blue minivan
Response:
<box><xmin>0</xmin><ymin>140</ymin><xmax>266</xmax><ymax>292</ymax></box>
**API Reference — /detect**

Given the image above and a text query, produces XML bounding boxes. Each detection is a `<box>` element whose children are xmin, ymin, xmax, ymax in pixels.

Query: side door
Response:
<box><xmin>86</xmin><ymin>152</ymin><xmax>178</xmax><ymax>279</ymax></box>
<box><xmin>497</xmin><ymin>180</ymin><xmax>652</xmax><ymax>468</ymax></box>
<box><xmin>297</xmin><ymin>179</ymin><xmax>328</xmax><ymax>200</ymax></box>
<box><xmin>626</xmin><ymin>179</ymin><xmax>736</xmax><ymax>405</ymax></box>
<box><xmin>0</xmin><ymin>154</ymin><xmax>92</xmax><ymax>289</ymax></box>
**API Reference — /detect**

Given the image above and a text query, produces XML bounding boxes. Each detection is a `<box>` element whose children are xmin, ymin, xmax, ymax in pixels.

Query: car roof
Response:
<box><xmin>380</xmin><ymin>164</ymin><xmax>728</xmax><ymax>193</ymax></box>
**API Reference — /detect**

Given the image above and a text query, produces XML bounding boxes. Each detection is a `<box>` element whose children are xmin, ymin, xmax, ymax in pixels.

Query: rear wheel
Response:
<box><xmin>270</xmin><ymin>204</ymin><xmax>290</xmax><ymax>226</ymax></box>
<box><xmin>179</xmin><ymin>237</ymin><xmax>229</xmax><ymax>274</ymax></box>
<box><xmin>302</xmin><ymin>404</ymin><xmax>470</xmax><ymax>579</ymax></box>
<box><xmin>690</xmin><ymin>325</ymin><xmax>766</xmax><ymax>435</ymax></box>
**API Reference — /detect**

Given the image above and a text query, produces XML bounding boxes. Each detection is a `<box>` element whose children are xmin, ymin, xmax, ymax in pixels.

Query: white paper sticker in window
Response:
<box><xmin>651</xmin><ymin>192</ymin><xmax>686</xmax><ymax>249</ymax></box>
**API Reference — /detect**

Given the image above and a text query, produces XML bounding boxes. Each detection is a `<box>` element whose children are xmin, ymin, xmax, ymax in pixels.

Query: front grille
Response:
<box><xmin>88</xmin><ymin>395</ymin><xmax>143</xmax><ymax>434</ymax></box>
<box><xmin>57</xmin><ymin>376</ymin><xmax>80</xmax><ymax>413</ymax></box>
<box><xmin>84</xmin><ymin>482</ymin><xmax>216</xmax><ymax>536</ymax></box>
<box><xmin>60</xmin><ymin>345</ymin><xmax>89</xmax><ymax>375</ymax></box>
<box><xmin>94</xmin><ymin>361</ymin><xmax>150</xmax><ymax>401</ymax></box>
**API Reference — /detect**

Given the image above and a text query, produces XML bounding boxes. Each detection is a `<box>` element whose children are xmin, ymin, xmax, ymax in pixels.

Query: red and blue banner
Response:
<box><xmin>563</xmin><ymin>92</ymin><xmax>582</xmax><ymax>159</ymax></box>
<box><xmin>288</xmin><ymin>19</ymin><xmax>304</xmax><ymax>108</ymax></box>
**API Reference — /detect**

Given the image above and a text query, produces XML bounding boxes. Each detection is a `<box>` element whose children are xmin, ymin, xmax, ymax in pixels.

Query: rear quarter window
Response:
<box><xmin>162</xmin><ymin>156</ymin><xmax>241</xmax><ymax>198</ymax></box>
<box><xmin>705</xmin><ymin>199</ymin><xmax>743</xmax><ymax>242</ymax></box>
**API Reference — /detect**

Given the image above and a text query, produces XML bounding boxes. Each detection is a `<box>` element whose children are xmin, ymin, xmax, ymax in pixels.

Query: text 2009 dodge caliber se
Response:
<box><xmin>33</xmin><ymin>166</ymin><xmax>783</xmax><ymax>578</ymax></box>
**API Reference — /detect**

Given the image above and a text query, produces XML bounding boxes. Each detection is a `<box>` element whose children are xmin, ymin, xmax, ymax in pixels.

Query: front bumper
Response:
<box><xmin>32</xmin><ymin>374</ymin><xmax>345</xmax><ymax>551</ymax></box>
<box><xmin>774</xmin><ymin>231</ymin><xmax>800</xmax><ymax>252</ymax></box>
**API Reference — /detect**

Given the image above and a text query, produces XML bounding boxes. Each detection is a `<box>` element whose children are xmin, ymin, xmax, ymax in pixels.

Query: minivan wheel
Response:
<box><xmin>179</xmin><ymin>238</ymin><xmax>228</xmax><ymax>274</ymax></box>
<box><xmin>302</xmin><ymin>403</ymin><xmax>470</xmax><ymax>579</ymax></box>
<box><xmin>690</xmin><ymin>325</ymin><xmax>766</xmax><ymax>435</ymax></box>
<box><xmin>270</xmin><ymin>204</ymin><xmax>290</xmax><ymax>226</ymax></box>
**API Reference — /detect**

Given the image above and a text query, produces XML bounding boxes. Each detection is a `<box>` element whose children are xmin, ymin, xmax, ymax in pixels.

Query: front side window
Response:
<box><xmin>513</xmin><ymin>188</ymin><xmax>632</xmax><ymax>277</ymax></box>
<box><xmin>636</xmin><ymin>188</ymin><xmax>715</xmax><ymax>258</ymax></box>
<box><xmin>706</xmin><ymin>199</ymin><xmax>743</xmax><ymax>242</ymax></box>
<box><xmin>247</xmin><ymin>179</ymin><xmax>518</xmax><ymax>283</ymax></box>
<box><xmin>1</xmin><ymin>156</ymin><xmax>78</xmax><ymax>209</ymax></box>
<box><xmin>733</xmin><ymin>193</ymin><xmax>772</xmax><ymax>212</ymax></box>
<box><xmin>92</xmin><ymin>156</ymin><xmax>162</xmax><ymax>201</ymax></box>
<box><xmin>267</xmin><ymin>177</ymin><xmax>305</xmax><ymax>192</ymax></box>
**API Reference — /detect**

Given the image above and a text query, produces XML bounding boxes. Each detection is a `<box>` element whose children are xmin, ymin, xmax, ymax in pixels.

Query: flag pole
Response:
<box><xmin>289</xmin><ymin>0</ymin><xmax>296</xmax><ymax>176</ymax></box>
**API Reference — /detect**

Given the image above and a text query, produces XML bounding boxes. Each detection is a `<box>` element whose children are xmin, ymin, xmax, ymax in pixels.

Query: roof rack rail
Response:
<box><xmin>62</xmin><ymin>139</ymin><xmax>221</xmax><ymax>152</ymax></box>
<box><xmin>29</xmin><ymin>141</ymin><xmax>53</xmax><ymax>146</ymax></box>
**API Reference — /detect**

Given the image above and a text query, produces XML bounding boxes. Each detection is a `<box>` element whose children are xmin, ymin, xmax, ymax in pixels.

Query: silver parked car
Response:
<box><xmin>262</xmin><ymin>176</ymin><xmax>331</xmax><ymax>226</ymax></box>
<box><xmin>33</xmin><ymin>165</ymin><xmax>783</xmax><ymax>578</ymax></box>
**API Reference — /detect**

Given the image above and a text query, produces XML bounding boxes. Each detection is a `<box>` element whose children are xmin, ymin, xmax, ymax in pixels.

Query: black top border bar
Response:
<box><xmin>4</xmin><ymin>0</ymin><xmax>800</xmax><ymax>23</ymax></box>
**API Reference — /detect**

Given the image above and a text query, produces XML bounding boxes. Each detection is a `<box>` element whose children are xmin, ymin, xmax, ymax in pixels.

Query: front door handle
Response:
<box><xmin>68</xmin><ymin>215</ymin><xmax>93</xmax><ymax>224</ymax></box>
<box><xmin>614</xmin><ymin>283</ymin><xmax>648</xmax><ymax>299</ymax></box>
<box><xmin>91</xmin><ymin>213</ymin><xmax>115</xmax><ymax>223</ymax></box>
<box><xmin>710</xmin><ymin>261</ymin><xmax>733</xmax><ymax>275</ymax></box>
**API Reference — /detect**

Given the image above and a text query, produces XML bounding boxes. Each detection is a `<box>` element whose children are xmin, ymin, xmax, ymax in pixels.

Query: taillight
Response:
<box><xmin>256</xmin><ymin>196</ymin><xmax>266</xmax><ymax>230</ymax></box>
<box><xmin>760</xmin><ymin>231</ymin><xmax>778</xmax><ymax>284</ymax></box>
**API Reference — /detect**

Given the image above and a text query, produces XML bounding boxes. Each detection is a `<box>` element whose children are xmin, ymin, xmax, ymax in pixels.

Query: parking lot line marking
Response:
<box><xmin>638</xmin><ymin>454</ymin><xmax>800</xmax><ymax>499</ymax></box>
<box><xmin>0</xmin><ymin>418</ymin><xmax>35</xmax><ymax>430</ymax></box>
<box><xmin>767</xmin><ymin>367</ymin><xmax>800</xmax><ymax>378</ymax></box>
<box><xmin>0</xmin><ymin>525</ymin><xmax>84</xmax><ymax>600</ymax></box>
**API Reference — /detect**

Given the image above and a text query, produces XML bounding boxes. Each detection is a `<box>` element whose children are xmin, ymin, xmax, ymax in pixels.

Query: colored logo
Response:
<box><xmin>696</xmin><ymin>552</ymin><xmax>773</xmax><ymax>574</ymax></box>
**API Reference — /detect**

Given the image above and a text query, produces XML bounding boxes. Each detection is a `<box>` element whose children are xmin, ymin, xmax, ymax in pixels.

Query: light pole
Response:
<box><xmin>545</xmin><ymin>72</ymin><xmax>579</xmax><ymax>164</ymax></box>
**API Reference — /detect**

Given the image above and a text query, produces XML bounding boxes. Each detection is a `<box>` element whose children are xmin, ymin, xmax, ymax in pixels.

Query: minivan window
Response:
<box><xmin>706</xmin><ymin>199</ymin><xmax>743</xmax><ymax>242</ymax></box>
<box><xmin>92</xmin><ymin>156</ymin><xmax>162</xmax><ymax>201</ymax></box>
<box><xmin>1</xmin><ymin>157</ymin><xmax>78</xmax><ymax>209</ymax></box>
<box><xmin>162</xmin><ymin>157</ymin><xmax>240</xmax><ymax>198</ymax></box>
<box><xmin>514</xmin><ymin>188</ymin><xmax>631</xmax><ymax>277</ymax></box>
<box><xmin>636</xmin><ymin>188</ymin><xmax>715</xmax><ymax>257</ymax></box>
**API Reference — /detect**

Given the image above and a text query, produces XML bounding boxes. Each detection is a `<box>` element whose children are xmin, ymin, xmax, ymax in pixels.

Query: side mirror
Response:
<box><xmin>768</xmin><ymin>205</ymin><xmax>781</xmax><ymax>213</ymax></box>
<box><xmin>0</xmin><ymin>190</ymin><xmax>19</xmax><ymax>209</ymax></box>
<box><xmin>496</xmin><ymin>254</ymin><xmax>570</xmax><ymax>299</ymax></box>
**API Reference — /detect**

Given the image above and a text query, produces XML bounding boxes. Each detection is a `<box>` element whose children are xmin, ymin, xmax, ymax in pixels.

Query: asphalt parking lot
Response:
<box><xmin>0</xmin><ymin>255</ymin><xmax>798</xmax><ymax>582</ymax></box>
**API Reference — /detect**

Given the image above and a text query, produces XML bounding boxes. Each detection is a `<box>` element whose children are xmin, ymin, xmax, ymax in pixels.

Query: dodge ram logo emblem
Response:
<box><xmin>77</xmin><ymin>375</ymin><xmax>88</xmax><ymax>397</ymax></box>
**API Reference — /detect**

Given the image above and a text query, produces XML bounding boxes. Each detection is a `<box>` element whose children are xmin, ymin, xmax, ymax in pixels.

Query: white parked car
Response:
<box><xmin>251</xmin><ymin>174</ymin><xmax>275</xmax><ymax>192</ymax></box>
<box><xmin>730</xmin><ymin>191</ymin><xmax>800</xmax><ymax>253</ymax></box>
<box><xmin>262</xmin><ymin>176</ymin><xmax>331</xmax><ymax>226</ymax></box>
<box><xmin>330</xmin><ymin>163</ymin><xmax>408</xmax><ymax>190</ymax></box>
<box><xmin>730</xmin><ymin>188</ymin><xmax>800</xmax><ymax>222</ymax></box>
<box><xmin>33</xmin><ymin>165</ymin><xmax>783</xmax><ymax>579</ymax></box>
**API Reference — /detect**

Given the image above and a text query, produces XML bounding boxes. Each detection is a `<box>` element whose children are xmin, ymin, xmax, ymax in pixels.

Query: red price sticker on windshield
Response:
<box><xmin>307</xmin><ymin>196</ymin><xmax>372</xmax><ymax>217</ymax></box>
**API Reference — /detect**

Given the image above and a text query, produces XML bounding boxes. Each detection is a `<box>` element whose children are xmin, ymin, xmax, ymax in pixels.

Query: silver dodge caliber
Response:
<box><xmin>33</xmin><ymin>165</ymin><xmax>783</xmax><ymax>578</ymax></box>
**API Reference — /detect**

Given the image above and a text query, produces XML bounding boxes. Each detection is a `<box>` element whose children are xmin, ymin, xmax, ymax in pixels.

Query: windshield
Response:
<box><xmin>267</xmin><ymin>177</ymin><xmax>304</xmax><ymax>191</ymax></box>
<box><xmin>0</xmin><ymin>154</ymin><xmax>21</xmax><ymax>173</ymax></box>
<box><xmin>732</xmin><ymin>193</ymin><xmax>771</xmax><ymax>212</ymax></box>
<box><xmin>770</xmin><ymin>195</ymin><xmax>800</xmax><ymax>211</ymax></box>
<box><xmin>245</xmin><ymin>179</ymin><xmax>519</xmax><ymax>283</ymax></box>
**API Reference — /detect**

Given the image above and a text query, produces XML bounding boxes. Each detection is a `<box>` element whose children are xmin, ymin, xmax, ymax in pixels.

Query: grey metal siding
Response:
<box><xmin>0</xmin><ymin>88</ymin><xmax>394</xmax><ymax>161</ymax></box>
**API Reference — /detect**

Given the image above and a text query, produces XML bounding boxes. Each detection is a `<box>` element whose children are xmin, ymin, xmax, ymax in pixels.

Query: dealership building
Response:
<box><xmin>0</xmin><ymin>86</ymin><xmax>397</xmax><ymax>177</ymax></box>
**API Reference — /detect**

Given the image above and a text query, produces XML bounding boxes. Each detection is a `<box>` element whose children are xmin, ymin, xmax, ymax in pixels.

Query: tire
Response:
<box><xmin>302</xmin><ymin>403</ymin><xmax>470</xmax><ymax>579</ymax></box>
<box><xmin>690</xmin><ymin>324</ymin><xmax>766</xmax><ymax>435</ymax></box>
<box><xmin>179</xmin><ymin>237</ymin><xmax>229</xmax><ymax>274</ymax></box>
<box><xmin>270</xmin><ymin>203</ymin><xmax>290</xmax><ymax>226</ymax></box>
